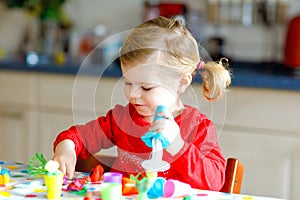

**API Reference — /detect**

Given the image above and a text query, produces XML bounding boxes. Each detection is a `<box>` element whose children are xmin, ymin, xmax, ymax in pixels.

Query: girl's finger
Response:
<box><xmin>58</xmin><ymin>162</ymin><xmax>66</xmax><ymax>175</ymax></box>
<box><xmin>150</xmin><ymin>119</ymin><xmax>166</xmax><ymax>132</ymax></box>
<box><xmin>66</xmin><ymin>163</ymin><xmax>75</xmax><ymax>179</ymax></box>
<box><xmin>156</xmin><ymin>111</ymin><xmax>173</xmax><ymax>120</ymax></box>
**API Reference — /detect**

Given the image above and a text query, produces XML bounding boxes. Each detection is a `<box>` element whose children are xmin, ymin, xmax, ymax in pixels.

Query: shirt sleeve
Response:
<box><xmin>53</xmin><ymin>109</ymin><xmax>116</xmax><ymax>159</ymax></box>
<box><xmin>163</xmin><ymin>118</ymin><xmax>226</xmax><ymax>191</ymax></box>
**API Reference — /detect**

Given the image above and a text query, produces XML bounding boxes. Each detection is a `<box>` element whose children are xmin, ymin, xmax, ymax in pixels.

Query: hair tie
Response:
<box><xmin>219</xmin><ymin>58</ymin><xmax>229</xmax><ymax>69</ymax></box>
<box><xmin>197</xmin><ymin>61</ymin><xmax>205</xmax><ymax>69</ymax></box>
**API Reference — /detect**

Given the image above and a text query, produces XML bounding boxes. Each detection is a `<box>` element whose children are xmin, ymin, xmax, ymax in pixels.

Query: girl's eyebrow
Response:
<box><xmin>122</xmin><ymin>76</ymin><xmax>129</xmax><ymax>82</ymax></box>
<box><xmin>123</xmin><ymin>76</ymin><xmax>135</xmax><ymax>84</ymax></box>
<box><xmin>122</xmin><ymin>76</ymin><xmax>159</xmax><ymax>85</ymax></box>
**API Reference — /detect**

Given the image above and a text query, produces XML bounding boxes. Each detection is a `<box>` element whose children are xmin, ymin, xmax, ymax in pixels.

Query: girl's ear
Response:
<box><xmin>178</xmin><ymin>74</ymin><xmax>192</xmax><ymax>94</ymax></box>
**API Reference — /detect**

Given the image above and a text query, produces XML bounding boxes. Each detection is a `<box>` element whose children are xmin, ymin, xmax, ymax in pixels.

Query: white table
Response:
<box><xmin>0</xmin><ymin>160</ymin><xmax>284</xmax><ymax>200</ymax></box>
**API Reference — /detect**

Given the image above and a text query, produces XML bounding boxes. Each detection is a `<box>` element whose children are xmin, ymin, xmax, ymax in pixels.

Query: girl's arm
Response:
<box><xmin>52</xmin><ymin>139</ymin><xmax>76</xmax><ymax>179</ymax></box>
<box><xmin>52</xmin><ymin>109</ymin><xmax>116</xmax><ymax>178</ymax></box>
<box><xmin>165</xmin><ymin>119</ymin><xmax>226</xmax><ymax>191</ymax></box>
<box><xmin>53</xmin><ymin>109</ymin><xmax>116</xmax><ymax>159</ymax></box>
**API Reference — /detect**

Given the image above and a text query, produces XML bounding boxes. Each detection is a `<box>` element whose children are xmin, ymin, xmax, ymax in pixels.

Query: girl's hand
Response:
<box><xmin>150</xmin><ymin>111</ymin><xmax>184</xmax><ymax>155</ymax></box>
<box><xmin>52</xmin><ymin>139</ymin><xmax>77</xmax><ymax>179</ymax></box>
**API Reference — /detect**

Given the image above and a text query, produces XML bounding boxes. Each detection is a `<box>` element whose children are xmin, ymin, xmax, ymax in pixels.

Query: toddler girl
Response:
<box><xmin>52</xmin><ymin>16</ymin><xmax>231</xmax><ymax>191</ymax></box>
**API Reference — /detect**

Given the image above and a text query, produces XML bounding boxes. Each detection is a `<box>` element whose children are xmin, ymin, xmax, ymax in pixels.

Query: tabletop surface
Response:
<box><xmin>0</xmin><ymin>160</ymin><xmax>284</xmax><ymax>200</ymax></box>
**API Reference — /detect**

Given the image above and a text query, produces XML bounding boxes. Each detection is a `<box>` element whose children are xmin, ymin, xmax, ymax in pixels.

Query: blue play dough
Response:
<box><xmin>141</xmin><ymin>105</ymin><xmax>171</xmax><ymax>149</ymax></box>
<box><xmin>142</xmin><ymin>131</ymin><xmax>170</xmax><ymax>148</ymax></box>
<box><xmin>0</xmin><ymin>168</ymin><xmax>11</xmax><ymax>177</ymax></box>
<box><xmin>147</xmin><ymin>177</ymin><xmax>166</xmax><ymax>198</ymax></box>
<box><xmin>153</xmin><ymin>105</ymin><xmax>169</xmax><ymax>121</ymax></box>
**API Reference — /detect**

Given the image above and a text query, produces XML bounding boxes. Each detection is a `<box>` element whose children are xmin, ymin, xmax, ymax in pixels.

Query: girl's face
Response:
<box><xmin>121</xmin><ymin>64</ymin><xmax>182</xmax><ymax>122</ymax></box>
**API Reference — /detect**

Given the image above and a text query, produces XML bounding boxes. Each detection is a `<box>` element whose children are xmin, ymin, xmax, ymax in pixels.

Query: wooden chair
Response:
<box><xmin>75</xmin><ymin>154</ymin><xmax>116</xmax><ymax>173</ymax></box>
<box><xmin>220</xmin><ymin>158</ymin><xmax>244</xmax><ymax>194</ymax></box>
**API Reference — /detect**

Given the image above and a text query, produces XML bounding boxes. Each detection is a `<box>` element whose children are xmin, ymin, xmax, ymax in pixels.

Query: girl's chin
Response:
<box><xmin>136</xmin><ymin>111</ymin><xmax>152</xmax><ymax>120</ymax></box>
<box><xmin>134</xmin><ymin>108</ymin><xmax>153</xmax><ymax>122</ymax></box>
<box><xmin>141</xmin><ymin>116</ymin><xmax>153</xmax><ymax>123</ymax></box>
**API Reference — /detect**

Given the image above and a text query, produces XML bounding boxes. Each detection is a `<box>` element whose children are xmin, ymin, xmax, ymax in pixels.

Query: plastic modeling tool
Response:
<box><xmin>141</xmin><ymin>105</ymin><xmax>171</xmax><ymax>172</ymax></box>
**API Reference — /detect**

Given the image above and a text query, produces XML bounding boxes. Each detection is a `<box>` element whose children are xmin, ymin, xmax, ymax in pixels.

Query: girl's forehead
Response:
<box><xmin>122</xmin><ymin>65</ymin><xmax>180</xmax><ymax>85</ymax></box>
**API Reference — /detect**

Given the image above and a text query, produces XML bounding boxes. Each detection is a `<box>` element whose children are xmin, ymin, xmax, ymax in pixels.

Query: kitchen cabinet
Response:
<box><xmin>219</xmin><ymin>127</ymin><xmax>300</xmax><ymax>199</ymax></box>
<box><xmin>0</xmin><ymin>70</ymin><xmax>299</xmax><ymax>199</ymax></box>
<box><xmin>0</xmin><ymin>109</ymin><xmax>40</xmax><ymax>163</ymax></box>
<box><xmin>38</xmin><ymin>111</ymin><xmax>73</xmax><ymax>160</ymax></box>
<box><xmin>201</xmin><ymin>86</ymin><xmax>300</xmax><ymax>200</ymax></box>
<box><xmin>38</xmin><ymin>73</ymin><xmax>120</xmax><ymax>159</ymax></box>
<box><xmin>0</xmin><ymin>71</ymin><xmax>39</xmax><ymax>163</ymax></box>
<box><xmin>225</xmin><ymin>87</ymin><xmax>300</xmax><ymax>200</ymax></box>
<box><xmin>0</xmin><ymin>70</ymin><xmax>120</xmax><ymax>162</ymax></box>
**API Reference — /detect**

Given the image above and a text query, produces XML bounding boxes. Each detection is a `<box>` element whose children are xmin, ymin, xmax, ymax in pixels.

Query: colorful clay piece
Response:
<box><xmin>64</xmin><ymin>164</ymin><xmax>104</xmax><ymax>197</ymax></box>
<box><xmin>130</xmin><ymin>173</ymin><xmax>155</xmax><ymax>200</ymax></box>
<box><xmin>183</xmin><ymin>194</ymin><xmax>197</xmax><ymax>200</ymax></box>
<box><xmin>196</xmin><ymin>193</ymin><xmax>209</xmax><ymax>196</ymax></box>
<box><xmin>122</xmin><ymin>177</ymin><xmax>138</xmax><ymax>195</ymax></box>
<box><xmin>0</xmin><ymin>191</ymin><xmax>11</xmax><ymax>197</ymax></box>
<box><xmin>242</xmin><ymin>196</ymin><xmax>254</xmax><ymax>200</ymax></box>
<box><xmin>89</xmin><ymin>165</ymin><xmax>104</xmax><ymax>182</ymax></box>
<box><xmin>25</xmin><ymin>194</ymin><xmax>37</xmax><ymax>198</ymax></box>
<box><xmin>83</xmin><ymin>191</ymin><xmax>95</xmax><ymax>200</ymax></box>
<box><xmin>0</xmin><ymin>166</ymin><xmax>11</xmax><ymax>184</ymax></box>
<box><xmin>69</xmin><ymin>187</ymin><xmax>88</xmax><ymax>196</ymax></box>
<box><xmin>63</xmin><ymin>175</ymin><xmax>69</xmax><ymax>185</ymax></box>
<box><xmin>99</xmin><ymin>182</ymin><xmax>123</xmax><ymax>200</ymax></box>
<box><xmin>27</xmin><ymin>153</ymin><xmax>47</xmax><ymax>175</ymax></box>
<box><xmin>147</xmin><ymin>177</ymin><xmax>166</xmax><ymax>198</ymax></box>
<box><xmin>7</xmin><ymin>165</ymin><xmax>18</xmax><ymax>170</ymax></box>
<box><xmin>67</xmin><ymin>178</ymin><xmax>86</xmax><ymax>191</ymax></box>
<box><xmin>66</xmin><ymin>164</ymin><xmax>103</xmax><ymax>188</ymax></box>
<box><xmin>34</xmin><ymin>188</ymin><xmax>47</xmax><ymax>193</ymax></box>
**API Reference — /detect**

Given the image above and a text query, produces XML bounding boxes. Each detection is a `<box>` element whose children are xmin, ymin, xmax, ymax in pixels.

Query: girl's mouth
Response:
<box><xmin>134</xmin><ymin>104</ymin><xmax>144</xmax><ymax>107</ymax></box>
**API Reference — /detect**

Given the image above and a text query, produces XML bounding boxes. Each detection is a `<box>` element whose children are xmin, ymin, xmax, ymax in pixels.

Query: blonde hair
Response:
<box><xmin>120</xmin><ymin>16</ymin><xmax>231</xmax><ymax>101</ymax></box>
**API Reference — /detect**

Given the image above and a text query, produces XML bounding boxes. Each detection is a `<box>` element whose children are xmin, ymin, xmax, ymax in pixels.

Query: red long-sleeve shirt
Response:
<box><xmin>54</xmin><ymin>104</ymin><xmax>225</xmax><ymax>191</ymax></box>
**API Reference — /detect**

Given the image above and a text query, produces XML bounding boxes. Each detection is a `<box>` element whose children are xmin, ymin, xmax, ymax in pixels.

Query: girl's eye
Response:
<box><xmin>125</xmin><ymin>81</ymin><xmax>132</xmax><ymax>86</ymax></box>
<box><xmin>142</xmin><ymin>86</ymin><xmax>153</xmax><ymax>91</ymax></box>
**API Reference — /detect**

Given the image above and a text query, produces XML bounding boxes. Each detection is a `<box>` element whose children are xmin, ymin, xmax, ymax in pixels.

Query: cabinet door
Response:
<box><xmin>39</xmin><ymin>111</ymin><xmax>118</xmax><ymax>160</ymax></box>
<box><xmin>39</xmin><ymin>111</ymin><xmax>74</xmax><ymax>160</ymax></box>
<box><xmin>219</xmin><ymin>128</ymin><xmax>299</xmax><ymax>200</ymax></box>
<box><xmin>39</xmin><ymin>74</ymin><xmax>120</xmax><ymax>113</ymax></box>
<box><xmin>0</xmin><ymin>71</ymin><xmax>39</xmax><ymax>163</ymax></box>
<box><xmin>0</xmin><ymin>71</ymin><xmax>38</xmax><ymax>105</ymax></box>
<box><xmin>0</xmin><ymin>109</ymin><xmax>38</xmax><ymax>163</ymax></box>
<box><xmin>0</xmin><ymin>110</ymin><xmax>25</xmax><ymax>162</ymax></box>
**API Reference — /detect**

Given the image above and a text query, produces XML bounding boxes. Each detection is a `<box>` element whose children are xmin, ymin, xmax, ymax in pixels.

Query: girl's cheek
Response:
<box><xmin>123</xmin><ymin>86</ymin><xmax>130</xmax><ymax>100</ymax></box>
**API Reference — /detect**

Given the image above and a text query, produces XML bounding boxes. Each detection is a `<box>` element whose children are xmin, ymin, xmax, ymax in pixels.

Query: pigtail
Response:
<box><xmin>201</xmin><ymin>58</ymin><xmax>231</xmax><ymax>102</ymax></box>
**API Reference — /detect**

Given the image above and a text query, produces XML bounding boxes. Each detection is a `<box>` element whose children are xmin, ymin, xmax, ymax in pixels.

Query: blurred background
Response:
<box><xmin>0</xmin><ymin>1</ymin><xmax>300</xmax><ymax>199</ymax></box>
<box><xmin>0</xmin><ymin>0</ymin><xmax>300</xmax><ymax>66</ymax></box>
